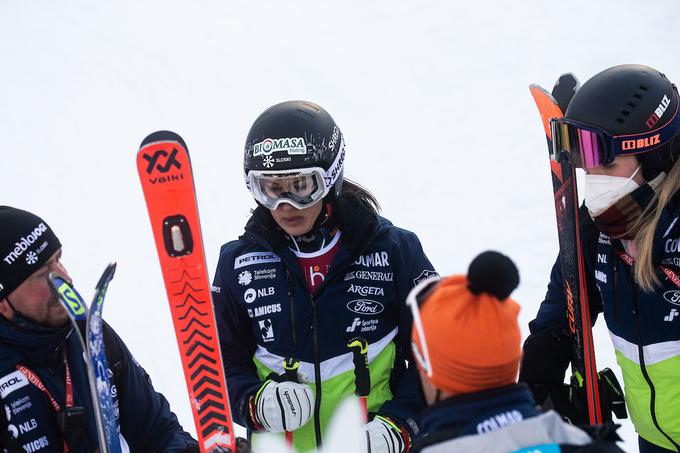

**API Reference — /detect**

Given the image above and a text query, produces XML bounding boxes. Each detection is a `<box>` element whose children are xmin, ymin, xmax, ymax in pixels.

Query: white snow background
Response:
<box><xmin>2</xmin><ymin>1</ymin><xmax>679</xmax><ymax>451</ymax></box>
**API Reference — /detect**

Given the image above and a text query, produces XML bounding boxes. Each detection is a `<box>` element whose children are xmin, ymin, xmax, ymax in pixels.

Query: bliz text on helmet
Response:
<box><xmin>646</xmin><ymin>94</ymin><xmax>672</xmax><ymax>129</ymax></box>
<box><xmin>3</xmin><ymin>223</ymin><xmax>48</xmax><ymax>265</ymax></box>
<box><xmin>253</xmin><ymin>137</ymin><xmax>307</xmax><ymax>157</ymax></box>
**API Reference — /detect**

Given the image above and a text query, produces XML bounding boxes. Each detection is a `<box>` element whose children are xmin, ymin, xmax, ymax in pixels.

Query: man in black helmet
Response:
<box><xmin>520</xmin><ymin>65</ymin><xmax>680</xmax><ymax>452</ymax></box>
<box><xmin>0</xmin><ymin>206</ymin><xmax>200</xmax><ymax>452</ymax></box>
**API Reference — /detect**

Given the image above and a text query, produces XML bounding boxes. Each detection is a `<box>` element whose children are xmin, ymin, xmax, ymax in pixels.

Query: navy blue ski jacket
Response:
<box><xmin>0</xmin><ymin>314</ymin><xmax>197</xmax><ymax>452</ymax></box>
<box><xmin>411</xmin><ymin>385</ymin><xmax>622</xmax><ymax>452</ymax></box>
<box><xmin>529</xmin><ymin>202</ymin><xmax>680</xmax><ymax>449</ymax></box>
<box><xmin>211</xmin><ymin>194</ymin><xmax>436</xmax><ymax>450</ymax></box>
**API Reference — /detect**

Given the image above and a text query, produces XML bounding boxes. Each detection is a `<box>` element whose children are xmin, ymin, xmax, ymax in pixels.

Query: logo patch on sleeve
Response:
<box><xmin>0</xmin><ymin>371</ymin><xmax>29</xmax><ymax>399</ymax></box>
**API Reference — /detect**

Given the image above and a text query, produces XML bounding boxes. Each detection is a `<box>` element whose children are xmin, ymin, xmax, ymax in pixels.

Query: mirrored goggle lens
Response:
<box><xmin>552</xmin><ymin>119</ymin><xmax>610</xmax><ymax>169</ymax></box>
<box><xmin>252</xmin><ymin>173</ymin><xmax>324</xmax><ymax>209</ymax></box>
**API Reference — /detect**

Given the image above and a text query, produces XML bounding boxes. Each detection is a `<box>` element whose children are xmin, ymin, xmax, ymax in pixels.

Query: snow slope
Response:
<box><xmin>3</xmin><ymin>1</ymin><xmax>680</xmax><ymax>450</ymax></box>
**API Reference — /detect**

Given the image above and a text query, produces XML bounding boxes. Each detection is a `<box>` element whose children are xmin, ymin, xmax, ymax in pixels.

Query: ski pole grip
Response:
<box><xmin>283</xmin><ymin>357</ymin><xmax>300</xmax><ymax>383</ymax></box>
<box><xmin>347</xmin><ymin>337</ymin><xmax>370</xmax><ymax>397</ymax></box>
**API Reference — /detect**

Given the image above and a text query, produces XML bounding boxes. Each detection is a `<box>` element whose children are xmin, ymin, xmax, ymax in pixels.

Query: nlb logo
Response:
<box><xmin>347</xmin><ymin>299</ymin><xmax>384</xmax><ymax>315</ymax></box>
<box><xmin>3</xmin><ymin>223</ymin><xmax>48</xmax><ymax>265</ymax></box>
<box><xmin>646</xmin><ymin>94</ymin><xmax>672</xmax><ymax>128</ymax></box>
<box><xmin>621</xmin><ymin>134</ymin><xmax>660</xmax><ymax>151</ymax></box>
<box><xmin>253</xmin><ymin>137</ymin><xmax>306</xmax><ymax>157</ymax></box>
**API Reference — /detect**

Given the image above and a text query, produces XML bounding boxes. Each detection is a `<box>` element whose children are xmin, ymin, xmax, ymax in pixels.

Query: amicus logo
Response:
<box><xmin>663</xmin><ymin>290</ymin><xmax>680</xmax><ymax>306</ymax></box>
<box><xmin>347</xmin><ymin>299</ymin><xmax>385</xmax><ymax>315</ymax></box>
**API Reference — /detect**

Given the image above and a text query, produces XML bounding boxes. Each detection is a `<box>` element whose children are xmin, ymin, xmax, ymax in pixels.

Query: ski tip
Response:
<box><xmin>140</xmin><ymin>130</ymin><xmax>188</xmax><ymax>150</ymax></box>
<box><xmin>554</xmin><ymin>72</ymin><xmax>581</xmax><ymax>92</ymax></box>
<box><xmin>94</xmin><ymin>262</ymin><xmax>117</xmax><ymax>290</ymax></box>
<box><xmin>47</xmin><ymin>271</ymin><xmax>70</xmax><ymax>296</ymax></box>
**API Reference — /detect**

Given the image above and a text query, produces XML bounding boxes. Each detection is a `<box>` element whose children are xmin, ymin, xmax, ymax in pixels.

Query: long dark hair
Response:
<box><xmin>340</xmin><ymin>177</ymin><xmax>381</xmax><ymax>213</ymax></box>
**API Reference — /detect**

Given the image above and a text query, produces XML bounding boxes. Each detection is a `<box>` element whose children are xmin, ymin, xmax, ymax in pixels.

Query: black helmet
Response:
<box><xmin>244</xmin><ymin>100</ymin><xmax>345</xmax><ymax>204</ymax></box>
<box><xmin>565</xmin><ymin>64</ymin><xmax>680</xmax><ymax>180</ymax></box>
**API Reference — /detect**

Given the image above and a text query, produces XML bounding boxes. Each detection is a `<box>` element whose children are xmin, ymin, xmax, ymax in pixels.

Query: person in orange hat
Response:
<box><xmin>407</xmin><ymin>251</ymin><xmax>624</xmax><ymax>453</ymax></box>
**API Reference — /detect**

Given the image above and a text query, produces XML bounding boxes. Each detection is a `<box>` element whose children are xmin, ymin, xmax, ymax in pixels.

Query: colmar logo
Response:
<box><xmin>646</xmin><ymin>94</ymin><xmax>672</xmax><ymax>129</ymax></box>
<box><xmin>3</xmin><ymin>223</ymin><xmax>48</xmax><ymax>265</ymax></box>
<box><xmin>253</xmin><ymin>137</ymin><xmax>307</xmax><ymax>157</ymax></box>
<box><xmin>142</xmin><ymin>148</ymin><xmax>182</xmax><ymax>174</ymax></box>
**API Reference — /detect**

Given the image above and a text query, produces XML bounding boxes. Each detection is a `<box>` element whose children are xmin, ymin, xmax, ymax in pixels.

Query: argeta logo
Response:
<box><xmin>142</xmin><ymin>149</ymin><xmax>182</xmax><ymax>174</ymax></box>
<box><xmin>244</xmin><ymin>288</ymin><xmax>257</xmax><ymax>304</ymax></box>
<box><xmin>665</xmin><ymin>309</ymin><xmax>679</xmax><ymax>322</ymax></box>
<box><xmin>259</xmin><ymin>319</ymin><xmax>274</xmax><ymax>342</ymax></box>
<box><xmin>346</xmin><ymin>318</ymin><xmax>361</xmax><ymax>333</ymax></box>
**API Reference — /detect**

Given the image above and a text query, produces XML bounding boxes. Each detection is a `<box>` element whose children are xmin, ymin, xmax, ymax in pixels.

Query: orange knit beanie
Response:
<box><xmin>412</xmin><ymin>251</ymin><xmax>522</xmax><ymax>396</ymax></box>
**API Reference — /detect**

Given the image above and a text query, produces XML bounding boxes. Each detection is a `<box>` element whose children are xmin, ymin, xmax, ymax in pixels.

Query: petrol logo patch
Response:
<box><xmin>0</xmin><ymin>371</ymin><xmax>29</xmax><ymax>399</ymax></box>
<box><xmin>234</xmin><ymin>252</ymin><xmax>281</xmax><ymax>269</ymax></box>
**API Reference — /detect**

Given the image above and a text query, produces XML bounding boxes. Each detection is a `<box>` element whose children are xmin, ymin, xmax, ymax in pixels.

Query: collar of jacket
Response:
<box><xmin>0</xmin><ymin>314</ymin><xmax>72</xmax><ymax>369</ymax></box>
<box><xmin>418</xmin><ymin>384</ymin><xmax>541</xmax><ymax>441</ymax></box>
<box><xmin>242</xmin><ymin>192</ymin><xmax>380</xmax><ymax>255</ymax></box>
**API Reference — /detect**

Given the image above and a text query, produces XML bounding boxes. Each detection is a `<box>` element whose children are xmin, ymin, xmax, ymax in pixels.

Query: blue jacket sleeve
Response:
<box><xmin>377</xmin><ymin>230</ymin><xmax>435</xmax><ymax>436</ymax></box>
<box><xmin>212</xmin><ymin>247</ymin><xmax>263</xmax><ymax>429</ymax></box>
<box><xmin>106</xmin><ymin>325</ymin><xmax>198</xmax><ymax>453</ymax></box>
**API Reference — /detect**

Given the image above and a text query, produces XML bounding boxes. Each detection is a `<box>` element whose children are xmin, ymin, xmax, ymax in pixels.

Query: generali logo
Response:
<box><xmin>646</xmin><ymin>94</ymin><xmax>672</xmax><ymax>129</ymax></box>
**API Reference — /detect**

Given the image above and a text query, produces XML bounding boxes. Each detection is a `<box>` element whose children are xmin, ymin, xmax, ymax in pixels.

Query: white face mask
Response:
<box><xmin>584</xmin><ymin>166</ymin><xmax>641</xmax><ymax>217</ymax></box>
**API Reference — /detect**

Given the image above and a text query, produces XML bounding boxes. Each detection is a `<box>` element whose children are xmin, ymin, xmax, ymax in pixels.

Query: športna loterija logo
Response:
<box><xmin>3</xmin><ymin>223</ymin><xmax>48</xmax><ymax>265</ymax></box>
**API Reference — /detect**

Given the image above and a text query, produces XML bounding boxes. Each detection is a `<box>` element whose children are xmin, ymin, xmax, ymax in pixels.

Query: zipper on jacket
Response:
<box><xmin>613</xmin><ymin>258</ymin><xmax>621</xmax><ymax>324</ymax></box>
<box><xmin>286</xmin><ymin>268</ymin><xmax>297</xmax><ymax>348</ymax></box>
<box><xmin>310</xmin><ymin>294</ymin><xmax>323</xmax><ymax>448</ymax></box>
<box><xmin>629</xmin><ymin>273</ymin><xmax>680</xmax><ymax>450</ymax></box>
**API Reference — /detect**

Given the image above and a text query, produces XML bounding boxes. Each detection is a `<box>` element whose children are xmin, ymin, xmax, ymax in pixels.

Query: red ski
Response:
<box><xmin>529</xmin><ymin>80</ymin><xmax>603</xmax><ymax>425</ymax></box>
<box><xmin>137</xmin><ymin>131</ymin><xmax>236</xmax><ymax>452</ymax></box>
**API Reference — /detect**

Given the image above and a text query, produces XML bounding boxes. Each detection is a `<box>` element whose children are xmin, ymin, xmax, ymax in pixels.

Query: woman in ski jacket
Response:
<box><xmin>519</xmin><ymin>65</ymin><xmax>680</xmax><ymax>453</ymax></box>
<box><xmin>408</xmin><ymin>252</ymin><xmax>624</xmax><ymax>453</ymax></box>
<box><xmin>211</xmin><ymin>101</ymin><xmax>436</xmax><ymax>452</ymax></box>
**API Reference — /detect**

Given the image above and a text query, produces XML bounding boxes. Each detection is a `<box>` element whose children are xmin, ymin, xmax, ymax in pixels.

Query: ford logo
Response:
<box><xmin>663</xmin><ymin>290</ymin><xmax>680</xmax><ymax>306</ymax></box>
<box><xmin>347</xmin><ymin>299</ymin><xmax>384</xmax><ymax>315</ymax></box>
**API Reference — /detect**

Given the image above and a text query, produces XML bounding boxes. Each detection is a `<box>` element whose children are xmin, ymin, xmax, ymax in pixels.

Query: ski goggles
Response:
<box><xmin>248</xmin><ymin>168</ymin><xmax>328</xmax><ymax>210</ymax></box>
<box><xmin>550</xmin><ymin>85</ymin><xmax>680</xmax><ymax>169</ymax></box>
<box><xmin>406</xmin><ymin>276</ymin><xmax>443</xmax><ymax>378</ymax></box>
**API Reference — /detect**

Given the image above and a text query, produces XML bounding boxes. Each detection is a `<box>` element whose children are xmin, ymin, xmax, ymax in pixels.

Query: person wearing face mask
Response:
<box><xmin>211</xmin><ymin>101</ymin><xmax>436</xmax><ymax>452</ymax></box>
<box><xmin>519</xmin><ymin>65</ymin><xmax>680</xmax><ymax>453</ymax></box>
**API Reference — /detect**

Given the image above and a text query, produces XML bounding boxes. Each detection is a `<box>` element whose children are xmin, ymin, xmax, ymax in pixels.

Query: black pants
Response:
<box><xmin>639</xmin><ymin>436</ymin><xmax>679</xmax><ymax>453</ymax></box>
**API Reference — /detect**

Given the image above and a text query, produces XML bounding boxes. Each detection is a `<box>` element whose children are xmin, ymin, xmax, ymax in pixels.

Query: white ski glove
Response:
<box><xmin>364</xmin><ymin>415</ymin><xmax>407</xmax><ymax>453</ymax></box>
<box><xmin>252</xmin><ymin>380</ymin><xmax>314</xmax><ymax>433</ymax></box>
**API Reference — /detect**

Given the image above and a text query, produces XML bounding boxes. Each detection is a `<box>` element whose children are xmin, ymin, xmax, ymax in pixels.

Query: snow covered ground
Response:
<box><xmin>2</xmin><ymin>1</ymin><xmax>679</xmax><ymax>450</ymax></box>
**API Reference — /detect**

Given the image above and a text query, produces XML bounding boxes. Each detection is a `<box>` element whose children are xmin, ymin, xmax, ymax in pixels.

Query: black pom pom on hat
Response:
<box><xmin>467</xmin><ymin>251</ymin><xmax>520</xmax><ymax>300</ymax></box>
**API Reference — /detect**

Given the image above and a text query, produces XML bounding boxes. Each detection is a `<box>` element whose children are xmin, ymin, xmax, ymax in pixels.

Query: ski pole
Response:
<box><xmin>282</xmin><ymin>357</ymin><xmax>300</xmax><ymax>450</ymax></box>
<box><xmin>347</xmin><ymin>337</ymin><xmax>370</xmax><ymax>422</ymax></box>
